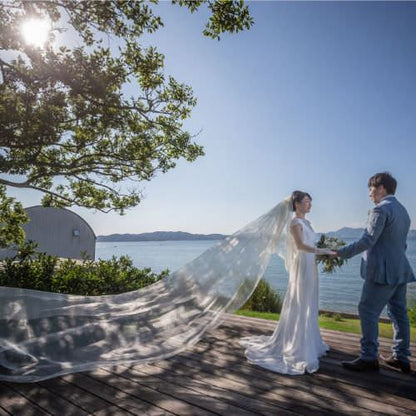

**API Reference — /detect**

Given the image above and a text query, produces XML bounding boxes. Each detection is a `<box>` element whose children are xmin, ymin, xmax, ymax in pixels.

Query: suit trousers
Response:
<box><xmin>358</xmin><ymin>280</ymin><xmax>410</xmax><ymax>362</ymax></box>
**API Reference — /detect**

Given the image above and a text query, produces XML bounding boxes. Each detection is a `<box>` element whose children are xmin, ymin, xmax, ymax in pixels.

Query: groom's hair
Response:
<box><xmin>368</xmin><ymin>172</ymin><xmax>397</xmax><ymax>195</ymax></box>
<box><xmin>291</xmin><ymin>190</ymin><xmax>312</xmax><ymax>211</ymax></box>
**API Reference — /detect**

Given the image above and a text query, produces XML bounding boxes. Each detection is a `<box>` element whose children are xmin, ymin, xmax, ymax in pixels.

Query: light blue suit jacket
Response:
<box><xmin>338</xmin><ymin>196</ymin><xmax>415</xmax><ymax>285</ymax></box>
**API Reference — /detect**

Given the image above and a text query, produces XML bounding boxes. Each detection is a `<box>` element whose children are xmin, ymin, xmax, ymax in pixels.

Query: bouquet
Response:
<box><xmin>315</xmin><ymin>234</ymin><xmax>347</xmax><ymax>273</ymax></box>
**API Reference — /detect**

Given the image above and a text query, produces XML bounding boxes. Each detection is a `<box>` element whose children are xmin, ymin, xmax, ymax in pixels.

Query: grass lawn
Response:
<box><xmin>235</xmin><ymin>309</ymin><xmax>416</xmax><ymax>343</ymax></box>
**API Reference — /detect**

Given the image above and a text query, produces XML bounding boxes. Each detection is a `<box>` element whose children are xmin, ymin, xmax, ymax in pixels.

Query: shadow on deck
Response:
<box><xmin>1</xmin><ymin>314</ymin><xmax>415</xmax><ymax>415</ymax></box>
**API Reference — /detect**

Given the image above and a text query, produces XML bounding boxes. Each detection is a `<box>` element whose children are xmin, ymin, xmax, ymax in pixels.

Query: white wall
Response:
<box><xmin>0</xmin><ymin>206</ymin><xmax>96</xmax><ymax>260</ymax></box>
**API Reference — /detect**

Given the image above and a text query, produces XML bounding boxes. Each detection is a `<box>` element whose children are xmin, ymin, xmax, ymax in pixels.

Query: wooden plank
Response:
<box><xmin>205</xmin><ymin>342</ymin><xmax>415</xmax><ymax>386</ymax></box>
<box><xmin>91</xmin><ymin>405</ymin><xmax>151</xmax><ymax>416</ymax></box>
<box><xmin>0</xmin><ymin>382</ymin><xmax>49</xmax><ymax>416</ymax></box>
<box><xmin>195</xmin><ymin>333</ymin><xmax>416</xmax><ymax>398</ymax></box>
<box><xmin>224</xmin><ymin>314</ymin><xmax>413</xmax><ymax>340</ymax></box>
<box><xmin>65</xmin><ymin>371</ymin><xmax>176</xmax><ymax>416</ymax></box>
<box><xmin>125</xmin><ymin>363</ymin><xmax>298</xmax><ymax>416</ymax></box>
<box><xmin>0</xmin><ymin>314</ymin><xmax>415</xmax><ymax>416</ymax></box>
<box><xmin>319</xmin><ymin>358</ymin><xmax>416</xmax><ymax>400</ymax></box>
<box><xmin>199</xmin><ymin>331</ymin><xmax>415</xmax><ymax>381</ymax></box>
<box><xmin>38</xmin><ymin>377</ymin><xmax>110</xmax><ymax>415</ymax></box>
<box><xmin>235</xmin><ymin>323</ymin><xmax>416</xmax><ymax>357</ymax></box>
<box><xmin>158</xmin><ymin>352</ymin><xmax>392</xmax><ymax>416</ymax></box>
<box><xmin>98</xmin><ymin>366</ymin><xmax>234</xmax><ymax>416</ymax></box>
<box><xmin>2</xmin><ymin>381</ymin><xmax>87</xmax><ymax>416</ymax></box>
<box><xmin>143</xmin><ymin>361</ymin><xmax>337</xmax><ymax>416</ymax></box>
<box><xmin>218</xmin><ymin>316</ymin><xmax>416</xmax><ymax>355</ymax></box>
<box><xmin>0</xmin><ymin>404</ymin><xmax>10</xmax><ymax>416</ymax></box>
<box><xmin>172</xmin><ymin>338</ymin><xmax>416</xmax><ymax>415</ymax></box>
<box><xmin>207</xmin><ymin>324</ymin><xmax>416</xmax><ymax>371</ymax></box>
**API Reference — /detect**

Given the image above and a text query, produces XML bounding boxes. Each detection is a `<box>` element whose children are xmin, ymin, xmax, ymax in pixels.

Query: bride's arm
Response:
<box><xmin>290</xmin><ymin>224</ymin><xmax>335</xmax><ymax>255</ymax></box>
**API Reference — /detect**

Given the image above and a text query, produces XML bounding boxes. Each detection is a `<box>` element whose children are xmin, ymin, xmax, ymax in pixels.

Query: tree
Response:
<box><xmin>0</xmin><ymin>184</ymin><xmax>28</xmax><ymax>248</ymax></box>
<box><xmin>0</xmin><ymin>0</ymin><xmax>253</xmax><ymax>218</ymax></box>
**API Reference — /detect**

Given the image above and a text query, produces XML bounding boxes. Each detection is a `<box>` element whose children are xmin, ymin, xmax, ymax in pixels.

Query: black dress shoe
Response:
<box><xmin>382</xmin><ymin>355</ymin><xmax>411</xmax><ymax>374</ymax></box>
<box><xmin>342</xmin><ymin>357</ymin><xmax>379</xmax><ymax>372</ymax></box>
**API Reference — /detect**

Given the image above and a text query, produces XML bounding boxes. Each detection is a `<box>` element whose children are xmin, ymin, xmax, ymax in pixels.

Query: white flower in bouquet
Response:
<box><xmin>316</xmin><ymin>234</ymin><xmax>347</xmax><ymax>273</ymax></box>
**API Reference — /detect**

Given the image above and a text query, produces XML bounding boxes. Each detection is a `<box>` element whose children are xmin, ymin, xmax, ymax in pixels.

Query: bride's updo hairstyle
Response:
<box><xmin>291</xmin><ymin>190</ymin><xmax>312</xmax><ymax>212</ymax></box>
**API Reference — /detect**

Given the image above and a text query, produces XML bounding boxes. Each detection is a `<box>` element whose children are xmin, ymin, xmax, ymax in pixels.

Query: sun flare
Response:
<box><xmin>21</xmin><ymin>18</ymin><xmax>51</xmax><ymax>47</ymax></box>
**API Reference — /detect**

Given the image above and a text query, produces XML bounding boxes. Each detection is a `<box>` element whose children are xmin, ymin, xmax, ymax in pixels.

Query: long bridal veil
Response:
<box><xmin>0</xmin><ymin>198</ymin><xmax>292</xmax><ymax>382</ymax></box>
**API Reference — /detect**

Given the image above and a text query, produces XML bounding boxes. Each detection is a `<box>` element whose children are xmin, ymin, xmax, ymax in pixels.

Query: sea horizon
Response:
<box><xmin>96</xmin><ymin>238</ymin><xmax>416</xmax><ymax>316</ymax></box>
<box><xmin>97</xmin><ymin>227</ymin><xmax>416</xmax><ymax>241</ymax></box>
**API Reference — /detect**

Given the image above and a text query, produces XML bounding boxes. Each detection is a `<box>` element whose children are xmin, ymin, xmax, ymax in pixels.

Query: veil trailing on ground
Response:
<box><xmin>0</xmin><ymin>198</ymin><xmax>292</xmax><ymax>382</ymax></box>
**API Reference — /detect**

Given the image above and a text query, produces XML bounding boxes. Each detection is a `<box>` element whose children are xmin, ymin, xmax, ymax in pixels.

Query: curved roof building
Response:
<box><xmin>1</xmin><ymin>206</ymin><xmax>96</xmax><ymax>260</ymax></box>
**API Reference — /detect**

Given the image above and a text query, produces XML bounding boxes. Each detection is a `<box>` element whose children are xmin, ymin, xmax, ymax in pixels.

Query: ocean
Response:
<box><xmin>96</xmin><ymin>238</ymin><xmax>416</xmax><ymax>315</ymax></box>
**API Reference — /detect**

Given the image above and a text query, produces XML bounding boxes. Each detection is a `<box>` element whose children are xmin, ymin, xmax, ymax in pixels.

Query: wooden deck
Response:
<box><xmin>1</xmin><ymin>314</ymin><xmax>415</xmax><ymax>416</ymax></box>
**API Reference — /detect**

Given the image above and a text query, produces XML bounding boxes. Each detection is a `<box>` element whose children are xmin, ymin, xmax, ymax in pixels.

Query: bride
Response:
<box><xmin>0</xmin><ymin>191</ymin><xmax>333</xmax><ymax>382</ymax></box>
<box><xmin>241</xmin><ymin>191</ymin><xmax>335</xmax><ymax>375</ymax></box>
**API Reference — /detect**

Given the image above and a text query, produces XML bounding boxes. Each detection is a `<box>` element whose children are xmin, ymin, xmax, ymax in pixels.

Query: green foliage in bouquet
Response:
<box><xmin>316</xmin><ymin>234</ymin><xmax>347</xmax><ymax>273</ymax></box>
<box><xmin>241</xmin><ymin>279</ymin><xmax>283</xmax><ymax>313</ymax></box>
<box><xmin>0</xmin><ymin>242</ymin><xmax>168</xmax><ymax>295</ymax></box>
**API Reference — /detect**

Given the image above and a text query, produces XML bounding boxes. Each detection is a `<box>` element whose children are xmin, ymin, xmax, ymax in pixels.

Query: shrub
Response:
<box><xmin>241</xmin><ymin>279</ymin><xmax>283</xmax><ymax>313</ymax></box>
<box><xmin>408</xmin><ymin>304</ymin><xmax>416</xmax><ymax>328</ymax></box>
<box><xmin>0</xmin><ymin>244</ymin><xmax>168</xmax><ymax>295</ymax></box>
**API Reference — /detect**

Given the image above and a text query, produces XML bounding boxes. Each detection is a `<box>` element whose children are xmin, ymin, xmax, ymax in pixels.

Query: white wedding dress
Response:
<box><xmin>241</xmin><ymin>217</ymin><xmax>329</xmax><ymax>375</ymax></box>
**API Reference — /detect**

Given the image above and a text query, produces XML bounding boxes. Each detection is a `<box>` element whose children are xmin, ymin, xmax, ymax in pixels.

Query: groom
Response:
<box><xmin>336</xmin><ymin>172</ymin><xmax>415</xmax><ymax>373</ymax></box>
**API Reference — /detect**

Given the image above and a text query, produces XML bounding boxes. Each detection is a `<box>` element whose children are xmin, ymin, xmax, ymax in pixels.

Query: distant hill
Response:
<box><xmin>98</xmin><ymin>228</ymin><xmax>416</xmax><ymax>242</ymax></box>
<box><xmin>97</xmin><ymin>231</ymin><xmax>227</xmax><ymax>242</ymax></box>
<box><xmin>324</xmin><ymin>227</ymin><xmax>364</xmax><ymax>239</ymax></box>
<box><xmin>323</xmin><ymin>227</ymin><xmax>416</xmax><ymax>240</ymax></box>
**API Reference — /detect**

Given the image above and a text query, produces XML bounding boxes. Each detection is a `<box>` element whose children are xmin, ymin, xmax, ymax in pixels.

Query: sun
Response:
<box><xmin>21</xmin><ymin>18</ymin><xmax>51</xmax><ymax>48</ymax></box>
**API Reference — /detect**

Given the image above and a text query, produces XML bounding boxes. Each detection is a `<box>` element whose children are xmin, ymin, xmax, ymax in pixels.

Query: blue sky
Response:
<box><xmin>9</xmin><ymin>1</ymin><xmax>416</xmax><ymax>235</ymax></box>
